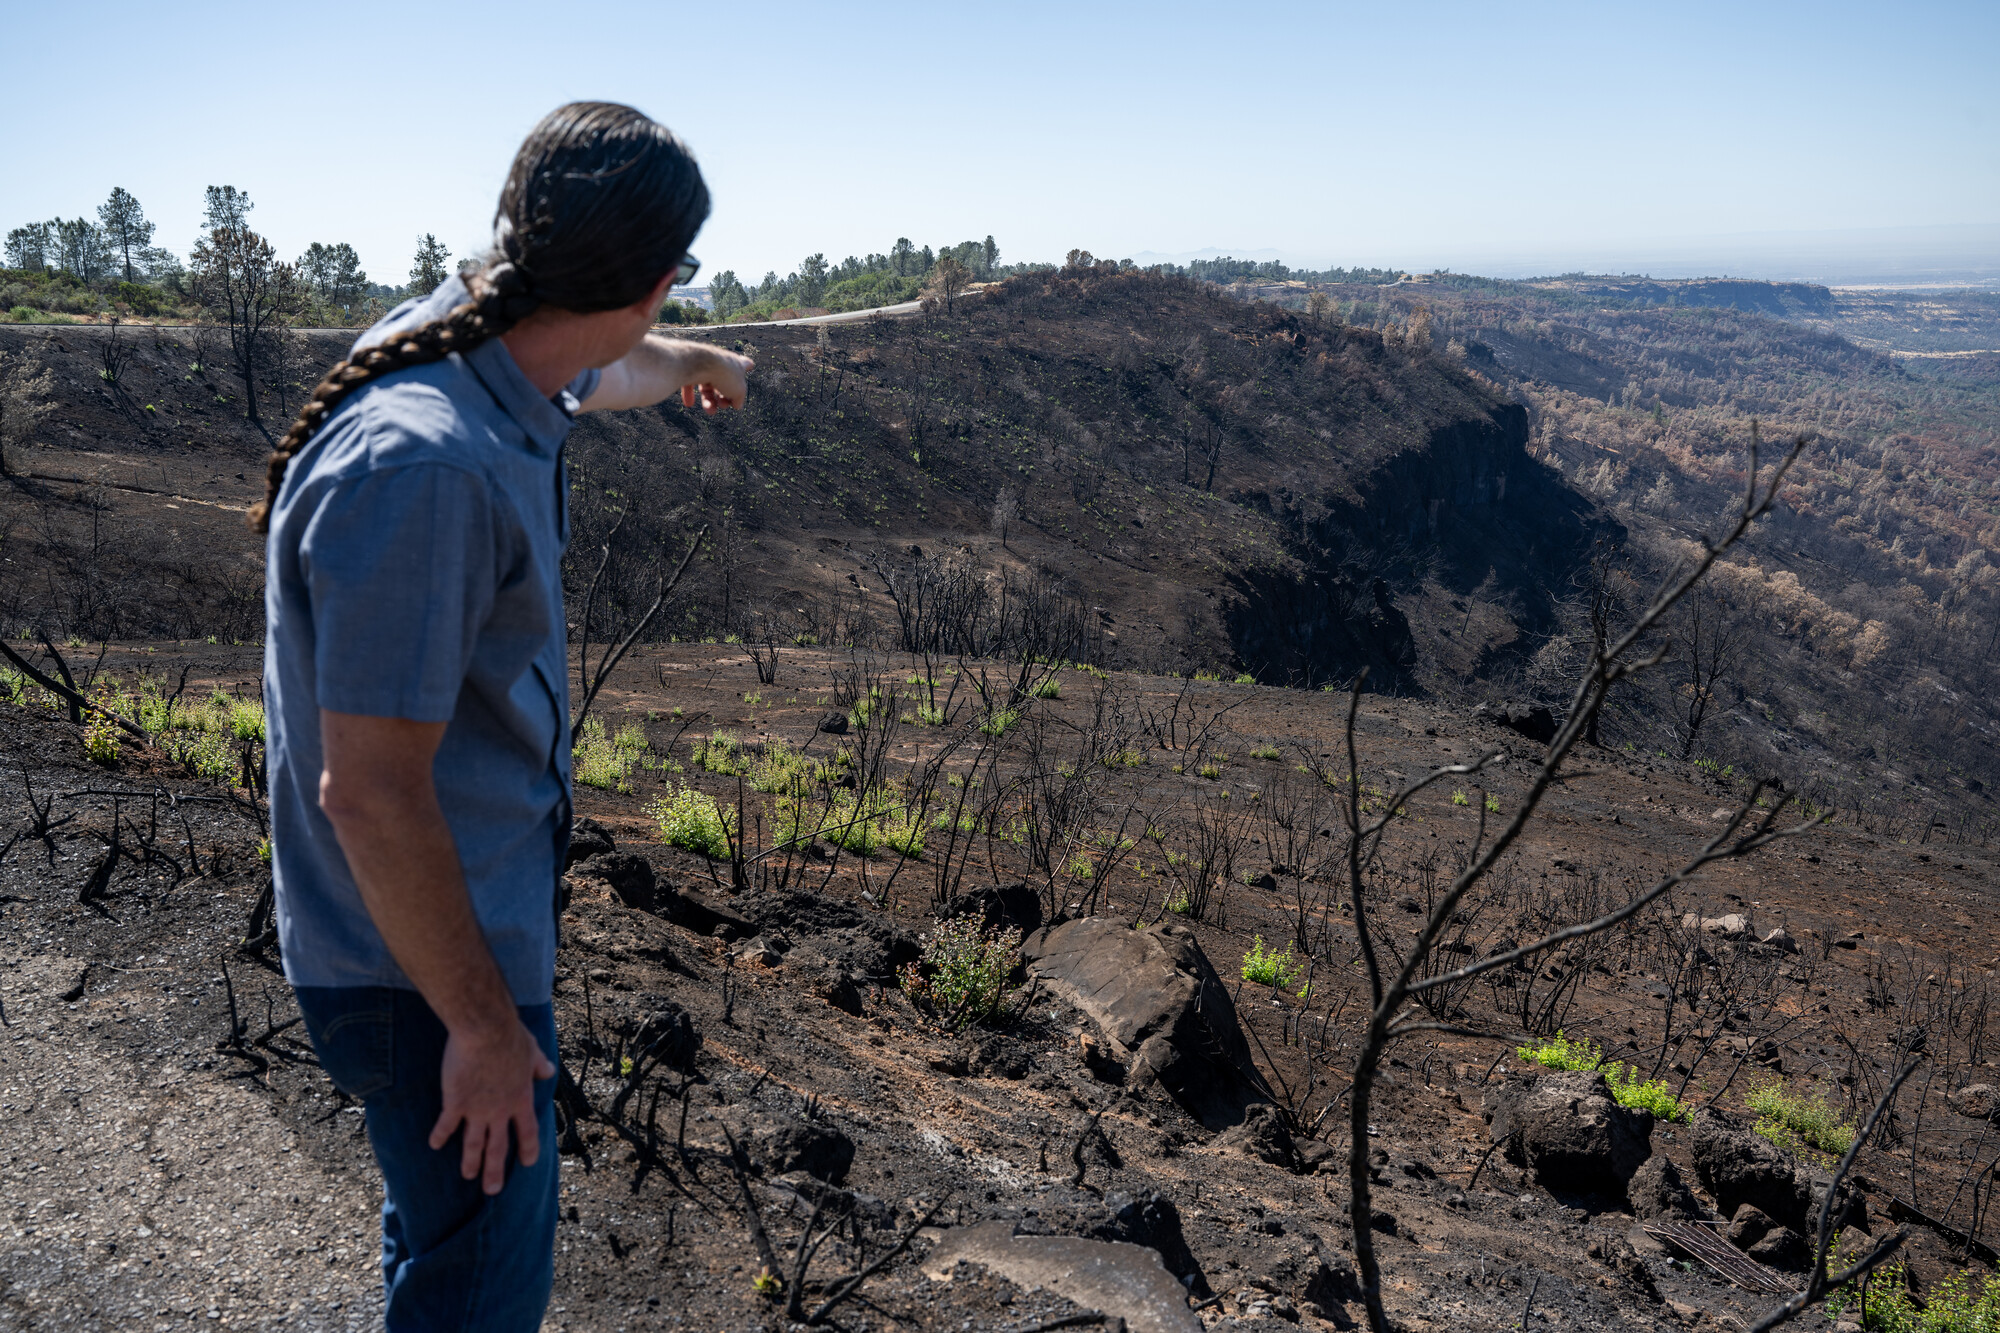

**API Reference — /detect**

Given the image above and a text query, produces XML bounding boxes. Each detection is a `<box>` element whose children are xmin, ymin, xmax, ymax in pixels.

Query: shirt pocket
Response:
<box><xmin>296</xmin><ymin>990</ymin><xmax>395</xmax><ymax>1099</ymax></box>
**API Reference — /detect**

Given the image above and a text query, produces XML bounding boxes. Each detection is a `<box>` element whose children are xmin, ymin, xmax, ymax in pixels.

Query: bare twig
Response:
<box><xmin>571</xmin><ymin>524</ymin><xmax>707</xmax><ymax>735</ymax></box>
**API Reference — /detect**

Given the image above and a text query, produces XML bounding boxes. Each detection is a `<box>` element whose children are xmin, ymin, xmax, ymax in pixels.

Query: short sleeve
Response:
<box><xmin>298</xmin><ymin>463</ymin><xmax>499</xmax><ymax>722</ymax></box>
<box><xmin>558</xmin><ymin>367</ymin><xmax>601</xmax><ymax>416</ymax></box>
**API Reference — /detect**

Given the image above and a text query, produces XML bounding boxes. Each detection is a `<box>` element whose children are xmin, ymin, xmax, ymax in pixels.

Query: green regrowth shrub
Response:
<box><xmin>1828</xmin><ymin>1256</ymin><xmax>2000</xmax><ymax>1331</ymax></box>
<box><xmin>898</xmin><ymin>916</ymin><xmax>1021</xmax><ymax>1023</ymax></box>
<box><xmin>1028</xmin><ymin>678</ymin><xmax>1061</xmax><ymax>700</ymax></box>
<box><xmin>573</xmin><ymin>717</ymin><xmax>648</xmax><ymax>793</ymax></box>
<box><xmin>977</xmin><ymin>708</ymin><xmax>1018</xmax><ymax>737</ymax></box>
<box><xmin>648</xmin><ymin>783</ymin><xmax>736</xmax><ymax>858</ymax></box>
<box><xmin>1241</xmin><ymin>936</ymin><xmax>1305</xmax><ymax>991</ymax></box>
<box><xmin>1249</xmin><ymin>744</ymin><xmax>1281</xmax><ymax>760</ymax></box>
<box><xmin>690</xmin><ymin>729</ymin><xmax>748</xmax><ymax>777</ymax></box>
<box><xmin>1747</xmin><ymin>1080</ymin><xmax>1856</xmax><ymax>1156</ymax></box>
<box><xmin>83</xmin><ymin>703</ymin><xmax>121</xmax><ymax>766</ymax></box>
<box><xmin>1516</xmin><ymin>1032</ymin><xmax>1691</xmax><ymax>1123</ymax></box>
<box><xmin>748</xmin><ymin>738</ymin><xmax>811</xmax><ymax>795</ymax></box>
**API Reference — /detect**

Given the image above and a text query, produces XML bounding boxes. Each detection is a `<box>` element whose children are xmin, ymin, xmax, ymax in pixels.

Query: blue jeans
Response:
<box><xmin>295</xmin><ymin>986</ymin><xmax>558</xmax><ymax>1333</ymax></box>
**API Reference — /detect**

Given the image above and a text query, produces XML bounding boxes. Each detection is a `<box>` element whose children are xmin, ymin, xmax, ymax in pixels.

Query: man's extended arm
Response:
<box><xmin>317</xmin><ymin>709</ymin><xmax>554</xmax><ymax>1196</ymax></box>
<box><xmin>578</xmin><ymin>334</ymin><xmax>753</xmax><ymax>414</ymax></box>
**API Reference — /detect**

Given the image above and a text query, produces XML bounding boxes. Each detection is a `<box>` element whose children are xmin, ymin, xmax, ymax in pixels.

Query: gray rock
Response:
<box><xmin>817</xmin><ymin>711</ymin><xmax>849</xmax><ymax>734</ymax></box>
<box><xmin>1628</xmin><ymin>1154</ymin><xmax>1705</xmax><ymax>1221</ymax></box>
<box><xmin>1761</xmin><ymin>926</ymin><xmax>1799</xmax><ymax>953</ymax></box>
<box><xmin>922</xmin><ymin>1222</ymin><xmax>1201</xmax><ymax>1333</ymax></box>
<box><xmin>1022</xmin><ymin>918</ymin><xmax>1275</xmax><ymax>1131</ymax></box>
<box><xmin>1483</xmin><ymin>1069</ymin><xmax>1653</xmax><ymax>1196</ymax></box>
<box><xmin>1681</xmin><ymin>912</ymin><xmax>1756</xmax><ymax>939</ymax></box>
<box><xmin>1950</xmin><ymin>1083</ymin><xmax>2000</xmax><ymax>1123</ymax></box>
<box><xmin>1727</xmin><ymin>1202</ymin><xmax>1778</xmax><ymax>1249</ymax></box>
<box><xmin>731</xmin><ymin>934</ymin><xmax>785</xmax><ymax>967</ymax></box>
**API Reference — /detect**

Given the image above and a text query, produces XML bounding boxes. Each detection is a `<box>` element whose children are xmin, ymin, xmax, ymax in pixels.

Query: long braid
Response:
<box><xmin>251</xmin><ymin>99</ymin><xmax>712</xmax><ymax>532</ymax></box>
<box><xmin>248</xmin><ymin>263</ymin><xmax>540</xmax><ymax>533</ymax></box>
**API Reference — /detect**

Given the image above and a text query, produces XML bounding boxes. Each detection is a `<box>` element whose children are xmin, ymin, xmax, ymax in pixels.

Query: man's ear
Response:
<box><xmin>635</xmin><ymin>273</ymin><xmax>674</xmax><ymax>316</ymax></box>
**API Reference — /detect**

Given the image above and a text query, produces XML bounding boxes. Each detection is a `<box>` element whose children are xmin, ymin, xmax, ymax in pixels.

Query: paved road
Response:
<box><xmin>677</xmin><ymin>298</ymin><xmax>925</xmax><ymax>332</ymax></box>
<box><xmin>2</xmin><ymin>290</ymin><xmax>979</xmax><ymax>337</ymax></box>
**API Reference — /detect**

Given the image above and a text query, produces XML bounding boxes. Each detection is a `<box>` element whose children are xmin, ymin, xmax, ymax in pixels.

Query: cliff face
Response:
<box><xmin>1223</xmin><ymin>402</ymin><xmax>1592</xmax><ymax>686</ymax></box>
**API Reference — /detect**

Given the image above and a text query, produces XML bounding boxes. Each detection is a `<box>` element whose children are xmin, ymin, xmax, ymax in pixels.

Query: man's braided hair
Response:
<box><xmin>249</xmin><ymin>102</ymin><xmax>710</xmax><ymax>533</ymax></box>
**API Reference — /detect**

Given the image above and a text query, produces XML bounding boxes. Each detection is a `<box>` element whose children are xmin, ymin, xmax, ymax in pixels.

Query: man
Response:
<box><xmin>258</xmin><ymin>103</ymin><xmax>751</xmax><ymax>1330</ymax></box>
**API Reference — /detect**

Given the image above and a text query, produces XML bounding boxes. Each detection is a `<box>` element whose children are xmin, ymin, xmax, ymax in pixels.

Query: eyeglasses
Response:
<box><xmin>672</xmin><ymin>254</ymin><xmax>700</xmax><ymax>288</ymax></box>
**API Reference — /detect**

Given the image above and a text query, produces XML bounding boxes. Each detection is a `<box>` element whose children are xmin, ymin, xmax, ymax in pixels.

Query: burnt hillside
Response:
<box><xmin>575</xmin><ymin>267</ymin><xmax>1595</xmax><ymax>686</ymax></box>
<box><xmin>0</xmin><ymin>270</ymin><xmax>1598</xmax><ymax>691</ymax></box>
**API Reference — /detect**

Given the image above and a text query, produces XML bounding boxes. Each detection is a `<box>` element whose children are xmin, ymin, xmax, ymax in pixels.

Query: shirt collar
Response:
<box><xmin>363</xmin><ymin>275</ymin><xmax>576</xmax><ymax>458</ymax></box>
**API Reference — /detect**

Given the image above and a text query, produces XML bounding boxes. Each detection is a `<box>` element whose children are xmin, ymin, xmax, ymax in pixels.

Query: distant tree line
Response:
<box><xmin>4</xmin><ymin>184</ymin><xmax>447</xmax><ymax>328</ymax></box>
<box><xmin>1176</xmin><ymin>256</ymin><xmax>1404</xmax><ymax>286</ymax></box>
<box><xmin>701</xmin><ymin>235</ymin><xmax>1041</xmax><ymax>322</ymax></box>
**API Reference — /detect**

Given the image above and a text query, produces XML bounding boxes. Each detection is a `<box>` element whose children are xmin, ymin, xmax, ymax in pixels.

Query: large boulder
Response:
<box><xmin>1690</xmin><ymin>1108</ymin><xmax>1865</xmax><ymax>1234</ymax></box>
<box><xmin>1482</xmin><ymin>1069</ymin><xmax>1653</xmax><ymax>1196</ymax></box>
<box><xmin>1691</xmin><ymin>1108</ymin><xmax>1812</xmax><ymax>1228</ymax></box>
<box><xmin>1022</xmin><ymin>919</ymin><xmax>1275</xmax><ymax>1131</ymax></box>
<box><xmin>939</xmin><ymin>882</ymin><xmax>1043</xmax><ymax>938</ymax></box>
<box><xmin>1950</xmin><ymin>1083</ymin><xmax>2000</xmax><ymax>1123</ymax></box>
<box><xmin>1627</xmin><ymin>1154</ymin><xmax>1705</xmax><ymax>1221</ymax></box>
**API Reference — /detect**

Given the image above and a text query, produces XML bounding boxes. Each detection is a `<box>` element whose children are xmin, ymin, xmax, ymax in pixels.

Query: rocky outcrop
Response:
<box><xmin>1022</xmin><ymin>918</ymin><xmax>1274</xmax><ymax>1131</ymax></box>
<box><xmin>938</xmin><ymin>882</ymin><xmax>1042</xmax><ymax>938</ymax></box>
<box><xmin>1474</xmin><ymin>701</ymin><xmax>1557</xmax><ymax>744</ymax></box>
<box><xmin>1482</xmin><ymin>1069</ymin><xmax>1653</xmax><ymax>1196</ymax></box>
<box><xmin>1691</xmin><ymin>1108</ymin><xmax>1865</xmax><ymax>1235</ymax></box>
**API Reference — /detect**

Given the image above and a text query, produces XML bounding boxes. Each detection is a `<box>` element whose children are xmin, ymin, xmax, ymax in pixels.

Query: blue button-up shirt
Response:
<box><xmin>263</xmin><ymin>276</ymin><xmax>598</xmax><ymax>1004</ymax></box>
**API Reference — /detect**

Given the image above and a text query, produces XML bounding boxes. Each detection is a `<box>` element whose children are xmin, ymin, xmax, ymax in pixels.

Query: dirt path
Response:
<box><xmin>1</xmin><ymin>950</ymin><xmax>380</xmax><ymax>1330</ymax></box>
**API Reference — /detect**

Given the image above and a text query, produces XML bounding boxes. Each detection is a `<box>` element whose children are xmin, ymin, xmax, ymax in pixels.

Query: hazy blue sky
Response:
<box><xmin>4</xmin><ymin>0</ymin><xmax>1995</xmax><ymax>285</ymax></box>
